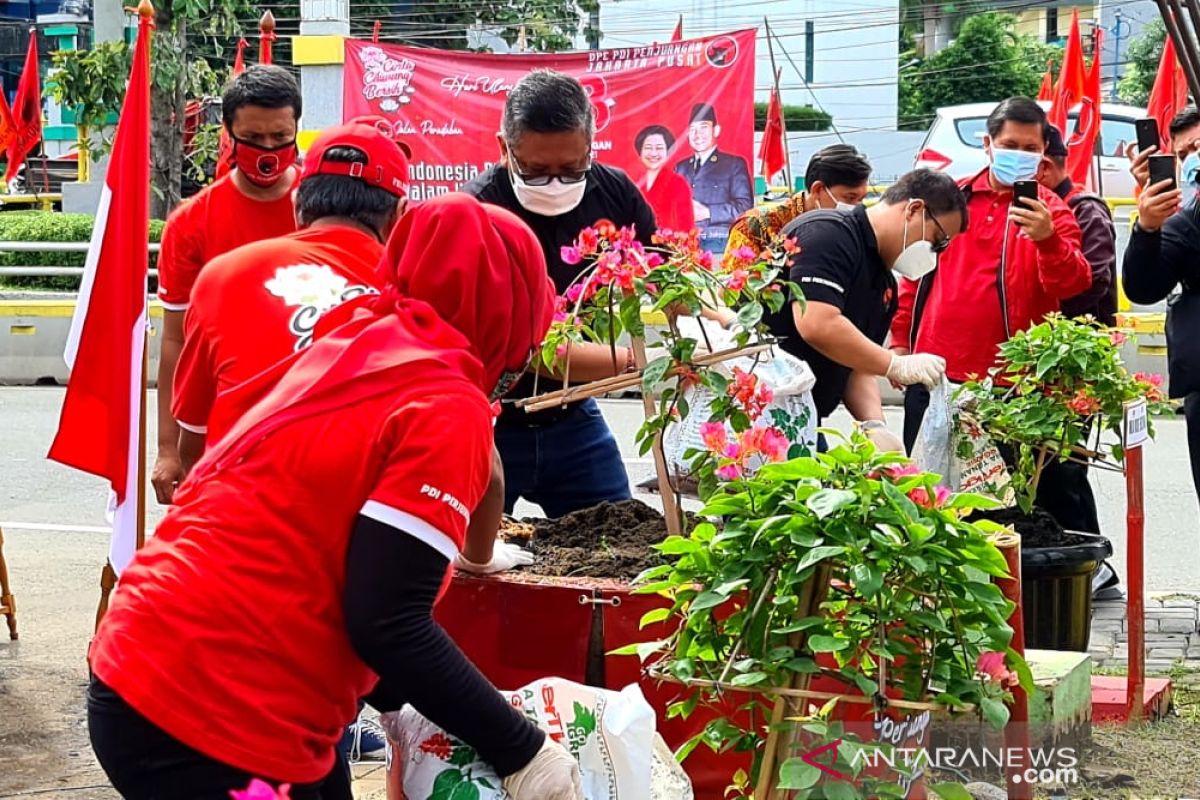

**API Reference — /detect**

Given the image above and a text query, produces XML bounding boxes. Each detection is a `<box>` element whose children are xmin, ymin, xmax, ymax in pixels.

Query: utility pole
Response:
<box><xmin>1110</xmin><ymin>10</ymin><xmax>1130</xmax><ymax>100</ymax></box>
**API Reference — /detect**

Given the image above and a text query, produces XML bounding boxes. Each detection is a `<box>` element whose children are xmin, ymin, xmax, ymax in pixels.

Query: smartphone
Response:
<box><xmin>1136</xmin><ymin>118</ymin><xmax>1161</xmax><ymax>153</ymax></box>
<box><xmin>1149</xmin><ymin>154</ymin><xmax>1177</xmax><ymax>189</ymax></box>
<box><xmin>1012</xmin><ymin>180</ymin><xmax>1039</xmax><ymax>208</ymax></box>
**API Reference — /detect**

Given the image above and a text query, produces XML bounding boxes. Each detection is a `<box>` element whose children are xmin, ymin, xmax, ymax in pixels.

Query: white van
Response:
<box><xmin>913</xmin><ymin>101</ymin><xmax>1147</xmax><ymax>198</ymax></box>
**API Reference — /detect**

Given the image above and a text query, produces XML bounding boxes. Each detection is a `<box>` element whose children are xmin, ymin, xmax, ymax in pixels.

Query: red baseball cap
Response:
<box><xmin>302</xmin><ymin>118</ymin><xmax>411</xmax><ymax>198</ymax></box>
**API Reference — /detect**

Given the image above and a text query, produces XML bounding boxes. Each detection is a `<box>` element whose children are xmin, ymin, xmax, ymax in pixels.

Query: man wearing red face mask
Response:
<box><xmin>153</xmin><ymin>65</ymin><xmax>303</xmax><ymax>505</ymax></box>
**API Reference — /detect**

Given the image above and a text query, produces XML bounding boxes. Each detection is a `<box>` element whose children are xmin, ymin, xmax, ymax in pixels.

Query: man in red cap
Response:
<box><xmin>154</xmin><ymin>65</ymin><xmax>304</xmax><ymax>505</ymax></box>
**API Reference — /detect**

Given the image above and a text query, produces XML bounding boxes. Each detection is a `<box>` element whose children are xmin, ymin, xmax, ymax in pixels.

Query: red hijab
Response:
<box><xmin>202</xmin><ymin>193</ymin><xmax>553</xmax><ymax>453</ymax></box>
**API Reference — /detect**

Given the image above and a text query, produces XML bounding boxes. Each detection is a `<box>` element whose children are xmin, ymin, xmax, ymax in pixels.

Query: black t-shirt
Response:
<box><xmin>765</xmin><ymin>205</ymin><xmax>898</xmax><ymax>419</ymax></box>
<box><xmin>463</xmin><ymin>162</ymin><xmax>658</xmax><ymax>420</ymax></box>
<box><xmin>463</xmin><ymin>162</ymin><xmax>657</xmax><ymax>293</ymax></box>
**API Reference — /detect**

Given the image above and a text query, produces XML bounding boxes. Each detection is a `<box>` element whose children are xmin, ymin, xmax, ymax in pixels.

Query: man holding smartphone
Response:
<box><xmin>1124</xmin><ymin>107</ymin><xmax>1200</xmax><ymax>511</ymax></box>
<box><xmin>892</xmin><ymin>96</ymin><xmax>1092</xmax><ymax>449</ymax></box>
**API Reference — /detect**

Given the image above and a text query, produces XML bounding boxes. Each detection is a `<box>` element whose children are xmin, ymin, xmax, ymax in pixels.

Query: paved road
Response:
<box><xmin>1</xmin><ymin>386</ymin><xmax>1199</xmax><ymax>795</ymax></box>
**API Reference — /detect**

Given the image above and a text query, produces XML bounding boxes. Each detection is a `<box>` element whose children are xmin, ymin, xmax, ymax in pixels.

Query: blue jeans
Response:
<box><xmin>494</xmin><ymin>398</ymin><xmax>631</xmax><ymax>518</ymax></box>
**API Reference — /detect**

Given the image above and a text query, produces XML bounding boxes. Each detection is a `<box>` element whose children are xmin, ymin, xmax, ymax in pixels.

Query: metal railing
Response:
<box><xmin>0</xmin><ymin>240</ymin><xmax>161</xmax><ymax>277</ymax></box>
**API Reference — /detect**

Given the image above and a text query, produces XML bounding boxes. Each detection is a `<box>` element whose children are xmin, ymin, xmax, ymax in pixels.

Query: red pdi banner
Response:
<box><xmin>342</xmin><ymin>30</ymin><xmax>756</xmax><ymax>205</ymax></box>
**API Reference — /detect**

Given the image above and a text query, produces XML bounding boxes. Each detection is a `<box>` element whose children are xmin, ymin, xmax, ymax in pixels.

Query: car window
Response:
<box><xmin>1099</xmin><ymin>116</ymin><xmax>1136</xmax><ymax>157</ymax></box>
<box><xmin>954</xmin><ymin>117</ymin><xmax>988</xmax><ymax>149</ymax></box>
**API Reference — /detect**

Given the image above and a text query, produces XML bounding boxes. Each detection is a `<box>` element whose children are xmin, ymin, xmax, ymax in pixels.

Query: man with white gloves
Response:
<box><xmin>503</xmin><ymin>738</ymin><xmax>585</xmax><ymax>799</ymax></box>
<box><xmin>770</xmin><ymin>169</ymin><xmax>966</xmax><ymax>450</ymax></box>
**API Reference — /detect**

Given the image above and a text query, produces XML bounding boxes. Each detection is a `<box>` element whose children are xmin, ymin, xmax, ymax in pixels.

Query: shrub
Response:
<box><xmin>0</xmin><ymin>212</ymin><xmax>164</xmax><ymax>292</ymax></box>
<box><xmin>754</xmin><ymin>102</ymin><xmax>833</xmax><ymax>132</ymax></box>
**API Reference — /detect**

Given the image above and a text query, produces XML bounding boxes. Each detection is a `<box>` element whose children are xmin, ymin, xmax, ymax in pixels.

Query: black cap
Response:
<box><xmin>1045</xmin><ymin>124</ymin><xmax>1068</xmax><ymax>158</ymax></box>
<box><xmin>689</xmin><ymin>103</ymin><xmax>717</xmax><ymax>125</ymax></box>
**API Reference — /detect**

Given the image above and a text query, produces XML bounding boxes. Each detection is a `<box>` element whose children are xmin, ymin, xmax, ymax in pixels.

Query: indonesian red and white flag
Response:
<box><xmin>48</xmin><ymin>2</ymin><xmax>153</xmax><ymax>575</ymax></box>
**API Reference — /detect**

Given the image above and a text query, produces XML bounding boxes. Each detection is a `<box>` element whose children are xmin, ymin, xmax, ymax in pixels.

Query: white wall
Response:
<box><xmin>595</xmin><ymin>0</ymin><xmax>900</xmax><ymax>131</ymax></box>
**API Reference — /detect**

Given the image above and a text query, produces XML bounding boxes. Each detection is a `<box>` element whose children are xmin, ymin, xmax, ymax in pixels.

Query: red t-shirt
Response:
<box><xmin>90</xmin><ymin>372</ymin><xmax>493</xmax><ymax>783</ymax></box>
<box><xmin>173</xmin><ymin>225</ymin><xmax>383</xmax><ymax>437</ymax></box>
<box><xmin>157</xmin><ymin>173</ymin><xmax>299</xmax><ymax>310</ymax></box>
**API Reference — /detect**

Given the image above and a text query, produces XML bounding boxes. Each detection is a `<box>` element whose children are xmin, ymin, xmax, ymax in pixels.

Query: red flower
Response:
<box><xmin>1066</xmin><ymin>389</ymin><xmax>1101</xmax><ymax>415</ymax></box>
<box><xmin>595</xmin><ymin>220</ymin><xmax>617</xmax><ymax>240</ymax></box>
<box><xmin>1110</xmin><ymin>330</ymin><xmax>1128</xmax><ymax>347</ymax></box>
<box><xmin>419</xmin><ymin>732</ymin><xmax>455</xmax><ymax>760</ymax></box>
<box><xmin>726</xmin><ymin>269</ymin><xmax>749</xmax><ymax>293</ymax></box>
<box><xmin>782</xmin><ymin>236</ymin><xmax>800</xmax><ymax>255</ymax></box>
<box><xmin>976</xmin><ymin>651</ymin><xmax>1019</xmax><ymax>688</ymax></box>
<box><xmin>908</xmin><ymin>485</ymin><xmax>950</xmax><ymax>509</ymax></box>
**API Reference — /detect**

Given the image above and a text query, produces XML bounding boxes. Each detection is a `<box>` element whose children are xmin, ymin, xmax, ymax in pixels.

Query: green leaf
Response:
<box><xmin>656</xmin><ymin>535</ymin><xmax>701</xmax><ymax>555</ymax></box>
<box><xmin>449</xmin><ymin>782</ymin><xmax>481</xmax><ymax>800</ymax></box>
<box><xmin>807</xmin><ymin>634</ymin><xmax>851</xmax><ymax>653</ymax></box>
<box><xmin>736</xmin><ymin>302</ymin><xmax>763</xmax><ymax>328</ymax></box>
<box><xmin>639</xmin><ymin>607</ymin><xmax>671</xmax><ymax>628</ymax></box>
<box><xmin>431</xmin><ymin>768</ymin><xmax>464</xmax><ymax>799</ymax></box>
<box><xmin>691</xmin><ymin>590</ymin><xmax>729</xmax><ymax>611</ymax></box>
<box><xmin>823</xmin><ymin>779</ymin><xmax>861</xmax><ymax>800</ymax></box>
<box><xmin>930</xmin><ymin>783</ymin><xmax>974</xmax><ymax>800</ymax></box>
<box><xmin>448</xmin><ymin>744</ymin><xmax>477</xmax><ymax>767</ymax></box>
<box><xmin>806</xmin><ymin>488</ymin><xmax>857</xmax><ymax>519</ymax></box>
<box><xmin>730</xmin><ymin>671</ymin><xmax>769</xmax><ymax>687</ymax></box>
<box><xmin>796</xmin><ymin>545</ymin><xmax>845</xmax><ymax>571</ymax></box>
<box><xmin>980</xmin><ymin>697</ymin><xmax>1010</xmax><ymax>729</ymax></box>
<box><xmin>777</xmin><ymin>758</ymin><xmax>822</xmax><ymax>790</ymax></box>
<box><xmin>571</xmin><ymin>701</ymin><xmax>598</xmax><ymax>736</ymax></box>
<box><xmin>850</xmin><ymin>563</ymin><xmax>884</xmax><ymax>597</ymax></box>
<box><xmin>783</xmin><ymin>656</ymin><xmax>821</xmax><ymax>673</ymax></box>
<box><xmin>641</xmin><ymin>355</ymin><xmax>672</xmax><ymax>390</ymax></box>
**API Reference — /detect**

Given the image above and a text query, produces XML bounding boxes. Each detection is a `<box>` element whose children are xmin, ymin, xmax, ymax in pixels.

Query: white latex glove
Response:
<box><xmin>455</xmin><ymin>541</ymin><xmax>534</xmax><ymax>575</ymax></box>
<box><xmin>886</xmin><ymin>352</ymin><xmax>946</xmax><ymax>388</ymax></box>
<box><xmin>502</xmin><ymin>737</ymin><xmax>584</xmax><ymax>800</ymax></box>
<box><xmin>864</xmin><ymin>425</ymin><xmax>905</xmax><ymax>454</ymax></box>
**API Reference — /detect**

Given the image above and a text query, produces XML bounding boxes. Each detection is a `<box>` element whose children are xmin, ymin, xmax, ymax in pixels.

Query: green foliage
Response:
<box><xmin>629</xmin><ymin>433</ymin><xmax>1023</xmax><ymax>797</ymax></box>
<box><xmin>753</xmin><ymin>103</ymin><xmax>833</xmax><ymax>132</ymax></box>
<box><xmin>1118</xmin><ymin>18</ymin><xmax>1167</xmax><ymax>107</ymax></box>
<box><xmin>44</xmin><ymin>42</ymin><xmax>132</xmax><ymax>162</ymax></box>
<box><xmin>899</xmin><ymin>13</ymin><xmax>1057</xmax><ymax>131</ymax></box>
<box><xmin>960</xmin><ymin>315</ymin><xmax>1172</xmax><ymax>513</ymax></box>
<box><xmin>0</xmin><ymin>212</ymin><xmax>165</xmax><ymax>292</ymax></box>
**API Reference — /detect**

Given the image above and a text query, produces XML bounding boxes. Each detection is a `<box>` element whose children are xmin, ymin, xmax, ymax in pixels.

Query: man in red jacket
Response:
<box><xmin>893</xmin><ymin>96</ymin><xmax>1091</xmax><ymax>450</ymax></box>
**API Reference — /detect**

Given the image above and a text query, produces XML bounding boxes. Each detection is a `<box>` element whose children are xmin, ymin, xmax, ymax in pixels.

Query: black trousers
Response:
<box><xmin>88</xmin><ymin>679</ymin><xmax>353</xmax><ymax>800</ymax></box>
<box><xmin>1186</xmin><ymin>392</ymin><xmax>1200</xmax><ymax>504</ymax></box>
<box><xmin>902</xmin><ymin>384</ymin><xmax>1101</xmax><ymax>534</ymax></box>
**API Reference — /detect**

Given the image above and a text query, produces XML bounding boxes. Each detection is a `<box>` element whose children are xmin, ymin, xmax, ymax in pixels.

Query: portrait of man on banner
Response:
<box><xmin>673</xmin><ymin>102</ymin><xmax>754</xmax><ymax>253</ymax></box>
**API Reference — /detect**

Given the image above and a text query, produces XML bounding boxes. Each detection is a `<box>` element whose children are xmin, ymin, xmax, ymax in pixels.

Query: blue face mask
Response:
<box><xmin>1183</xmin><ymin>152</ymin><xmax>1200</xmax><ymax>185</ymax></box>
<box><xmin>989</xmin><ymin>147</ymin><xmax>1043</xmax><ymax>187</ymax></box>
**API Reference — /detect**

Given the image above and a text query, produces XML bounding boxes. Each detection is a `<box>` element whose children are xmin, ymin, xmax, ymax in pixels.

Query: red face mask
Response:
<box><xmin>232</xmin><ymin>136</ymin><xmax>297</xmax><ymax>187</ymax></box>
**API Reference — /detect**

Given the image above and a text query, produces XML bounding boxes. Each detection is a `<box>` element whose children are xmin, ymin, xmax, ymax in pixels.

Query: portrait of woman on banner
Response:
<box><xmin>634</xmin><ymin>124</ymin><xmax>694</xmax><ymax>232</ymax></box>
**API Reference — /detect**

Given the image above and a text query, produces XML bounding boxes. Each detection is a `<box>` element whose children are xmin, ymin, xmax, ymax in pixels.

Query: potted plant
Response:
<box><xmin>623</xmin><ymin>432</ymin><xmax>1028</xmax><ymax>799</ymax></box>
<box><xmin>958</xmin><ymin>315</ymin><xmax>1172</xmax><ymax>650</ymax></box>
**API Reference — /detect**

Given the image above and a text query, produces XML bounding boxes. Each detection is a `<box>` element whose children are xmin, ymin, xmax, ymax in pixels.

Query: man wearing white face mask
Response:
<box><xmin>465</xmin><ymin>70</ymin><xmax>656</xmax><ymax>518</ymax></box>
<box><xmin>774</xmin><ymin>169</ymin><xmax>966</xmax><ymax>450</ymax></box>
<box><xmin>892</xmin><ymin>97</ymin><xmax>1090</xmax><ymax>452</ymax></box>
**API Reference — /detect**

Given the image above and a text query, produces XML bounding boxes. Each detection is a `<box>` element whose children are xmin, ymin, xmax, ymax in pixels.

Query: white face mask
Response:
<box><xmin>508</xmin><ymin>161</ymin><xmax>587</xmax><ymax>217</ymax></box>
<box><xmin>892</xmin><ymin>204</ymin><xmax>938</xmax><ymax>280</ymax></box>
<box><xmin>824</xmin><ymin>186</ymin><xmax>855</xmax><ymax>213</ymax></box>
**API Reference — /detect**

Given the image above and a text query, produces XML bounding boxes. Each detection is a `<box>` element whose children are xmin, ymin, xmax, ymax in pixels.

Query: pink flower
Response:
<box><xmin>732</xmin><ymin>245</ymin><xmax>757</xmax><ymax>263</ymax></box>
<box><xmin>699</xmin><ymin>421</ymin><xmax>727</xmax><ymax>452</ymax></box>
<box><xmin>560</xmin><ymin>245</ymin><xmax>582</xmax><ymax>265</ymax></box>
<box><xmin>722</xmin><ymin>442</ymin><xmax>743</xmax><ymax>460</ymax></box>
<box><xmin>230</xmin><ymin>780</ymin><xmax>291</xmax><ymax>800</ymax></box>
<box><xmin>726</xmin><ymin>269</ymin><xmax>749</xmax><ymax>292</ymax></box>
<box><xmin>565</xmin><ymin>284</ymin><xmax>584</xmax><ymax>304</ymax></box>
<box><xmin>552</xmin><ymin>310</ymin><xmax>568</xmax><ymax>323</ymax></box>
<box><xmin>908</xmin><ymin>485</ymin><xmax>951</xmax><ymax>509</ymax></box>
<box><xmin>883</xmin><ymin>463</ymin><xmax>921</xmax><ymax>479</ymax></box>
<box><xmin>645</xmin><ymin>252</ymin><xmax>665</xmax><ymax>268</ymax></box>
<box><xmin>644</xmin><ymin>282</ymin><xmax>660</xmax><ymax>295</ymax></box>
<box><xmin>555</xmin><ymin>343</ymin><xmax>569</xmax><ymax>360</ymax></box>
<box><xmin>1134</xmin><ymin>371</ymin><xmax>1164</xmax><ymax>387</ymax></box>
<box><xmin>716</xmin><ymin>463</ymin><xmax>744</xmax><ymax>481</ymax></box>
<box><xmin>976</xmin><ymin>651</ymin><xmax>1019</xmax><ymax>688</ymax></box>
<box><xmin>1110</xmin><ymin>330</ymin><xmax>1128</xmax><ymax>347</ymax></box>
<box><xmin>749</xmin><ymin>426</ymin><xmax>789</xmax><ymax>461</ymax></box>
<box><xmin>1066</xmin><ymin>389</ymin><xmax>1101</xmax><ymax>415</ymax></box>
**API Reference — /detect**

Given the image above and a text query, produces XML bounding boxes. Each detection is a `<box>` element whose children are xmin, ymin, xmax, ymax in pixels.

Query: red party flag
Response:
<box><xmin>670</xmin><ymin>16</ymin><xmax>683</xmax><ymax>42</ymax></box>
<box><xmin>214</xmin><ymin>37</ymin><xmax>248</xmax><ymax>180</ymax></box>
<box><xmin>1037</xmin><ymin>61</ymin><xmax>1054</xmax><ymax>101</ymax></box>
<box><xmin>1147</xmin><ymin>33</ymin><xmax>1189</xmax><ymax>152</ymax></box>
<box><xmin>1066</xmin><ymin>27</ymin><xmax>1103</xmax><ymax>187</ymax></box>
<box><xmin>1048</xmin><ymin>9</ymin><xmax>1085</xmax><ymax>137</ymax></box>
<box><xmin>0</xmin><ymin>88</ymin><xmax>18</xmax><ymax>155</ymax></box>
<box><xmin>758</xmin><ymin>85</ymin><xmax>786</xmax><ymax>182</ymax></box>
<box><xmin>6</xmin><ymin>29</ymin><xmax>42</xmax><ymax>184</ymax></box>
<box><xmin>48</xmin><ymin>0</ymin><xmax>154</xmax><ymax>575</ymax></box>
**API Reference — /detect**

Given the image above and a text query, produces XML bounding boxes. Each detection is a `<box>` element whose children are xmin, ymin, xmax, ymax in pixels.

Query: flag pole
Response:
<box><xmin>94</xmin><ymin>0</ymin><xmax>155</xmax><ymax>632</ymax></box>
<box><xmin>764</xmin><ymin>18</ymin><xmax>791</xmax><ymax>192</ymax></box>
<box><xmin>259</xmin><ymin>10</ymin><xmax>276</xmax><ymax>65</ymax></box>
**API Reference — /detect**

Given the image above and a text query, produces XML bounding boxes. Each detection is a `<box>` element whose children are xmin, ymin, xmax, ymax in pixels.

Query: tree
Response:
<box><xmin>44</xmin><ymin>41</ymin><xmax>131</xmax><ymax>179</ymax></box>
<box><xmin>1118</xmin><ymin>18</ymin><xmax>1166</xmax><ymax>107</ymax></box>
<box><xmin>899</xmin><ymin>12</ymin><xmax>1057</xmax><ymax>130</ymax></box>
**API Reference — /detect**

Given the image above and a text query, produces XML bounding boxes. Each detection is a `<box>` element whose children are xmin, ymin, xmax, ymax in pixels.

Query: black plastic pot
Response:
<box><xmin>1021</xmin><ymin>531</ymin><xmax>1112</xmax><ymax>652</ymax></box>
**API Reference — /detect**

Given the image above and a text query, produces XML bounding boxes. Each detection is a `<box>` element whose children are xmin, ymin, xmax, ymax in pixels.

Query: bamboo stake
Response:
<box><xmin>631</xmin><ymin>336</ymin><xmax>681</xmax><ymax>537</ymax></box>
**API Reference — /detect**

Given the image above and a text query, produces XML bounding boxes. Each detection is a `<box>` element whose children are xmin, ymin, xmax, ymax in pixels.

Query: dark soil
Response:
<box><xmin>521</xmin><ymin>499</ymin><xmax>679</xmax><ymax>580</ymax></box>
<box><xmin>968</xmin><ymin>506</ymin><xmax>1099</xmax><ymax>548</ymax></box>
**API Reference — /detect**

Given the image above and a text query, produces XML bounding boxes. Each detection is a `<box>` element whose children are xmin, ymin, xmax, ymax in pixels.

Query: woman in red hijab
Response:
<box><xmin>635</xmin><ymin>124</ymin><xmax>695</xmax><ymax>232</ymax></box>
<box><xmin>87</xmin><ymin>194</ymin><xmax>582</xmax><ymax>800</ymax></box>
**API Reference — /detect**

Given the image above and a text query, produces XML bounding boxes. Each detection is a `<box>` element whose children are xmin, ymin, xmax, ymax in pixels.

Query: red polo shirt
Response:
<box><xmin>90</xmin><ymin>354</ymin><xmax>493</xmax><ymax>784</ymax></box>
<box><xmin>173</xmin><ymin>225</ymin><xmax>383</xmax><ymax>439</ymax></box>
<box><xmin>157</xmin><ymin>173</ymin><xmax>299</xmax><ymax>310</ymax></box>
<box><xmin>890</xmin><ymin>169</ymin><xmax>1091</xmax><ymax>382</ymax></box>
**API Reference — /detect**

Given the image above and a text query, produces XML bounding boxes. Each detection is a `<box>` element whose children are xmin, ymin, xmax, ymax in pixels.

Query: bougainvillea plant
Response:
<box><xmin>959</xmin><ymin>314</ymin><xmax>1173</xmax><ymax>513</ymax></box>
<box><xmin>620</xmin><ymin>432</ymin><xmax>1029</xmax><ymax>799</ymax></box>
<box><xmin>538</xmin><ymin>223</ymin><xmax>800</xmax><ymax>480</ymax></box>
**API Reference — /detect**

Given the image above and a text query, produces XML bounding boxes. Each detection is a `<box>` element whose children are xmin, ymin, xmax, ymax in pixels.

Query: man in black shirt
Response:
<box><xmin>774</xmin><ymin>169</ymin><xmax>966</xmax><ymax>447</ymax></box>
<box><xmin>464</xmin><ymin>69</ymin><xmax>657</xmax><ymax>517</ymax></box>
